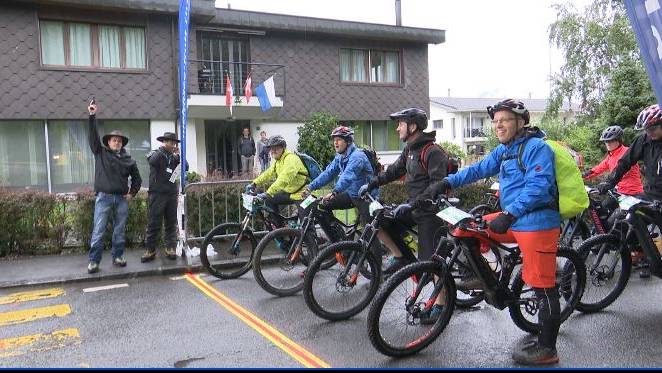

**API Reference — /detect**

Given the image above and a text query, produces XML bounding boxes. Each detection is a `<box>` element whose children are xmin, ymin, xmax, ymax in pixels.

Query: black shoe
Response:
<box><xmin>383</xmin><ymin>256</ymin><xmax>413</xmax><ymax>277</ymax></box>
<box><xmin>141</xmin><ymin>250</ymin><xmax>156</xmax><ymax>263</ymax></box>
<box><xmin>419</xmin><ymin>304</ymin><xmax>444</xmax><ymax>325</ymax></box>
<box><xmin>112</xmin><ymin>256</ymin><xmax>127</xmax><ymax>267</ymax></box>
<box><xmin>164</xmin><ymin>248</ymin><xmax>177</xmax><ymax>260</ymax></box>
<box><xmin>87</xmin><ymin>261</ymin><xmax>99</xmax><ymax>274</ymax></box>
<box><xmin>512</xmin><ymin>340</ymin><xmax>559</xmax><ymax>365</ymax></box>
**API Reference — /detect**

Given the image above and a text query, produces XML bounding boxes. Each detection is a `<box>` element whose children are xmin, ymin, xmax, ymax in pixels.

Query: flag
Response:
<box><xmin>177</xmin><ymin>0</ymin><xmax>190</xmax><ymax>193</ymax></box>
<box><xmin>255</xmin><ymin>76</ymin><xmax>276</xmax><ymax>112</ymax></box>
<box><xmin>225</xmin><ymin>72</ymin><xmax>233</xmax><ymax>116</ymax></box>
<box><xmin>625</xmin><ymin>0</ymin><xmax>662</xmax><ymax>105</ymax></box>
<box><xmin>244</xmin><ymin>73</ymin><xmax>252</xmax><ymax>104</ymax></box>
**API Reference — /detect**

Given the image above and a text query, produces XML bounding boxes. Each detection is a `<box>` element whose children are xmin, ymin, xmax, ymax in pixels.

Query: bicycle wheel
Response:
<box><xmin>561</xmin><ymin>218</ymin><xmax>590</xmax><ymax>250</ymax></box>
<box><xmin>575</xmin><ymin>234</ymin><xmax>631</xmax><ymax>313</ymax></box>
<box><xmin>468</xmin><ymin>204</ymin><xmax>496</xmax><ymax>216</ymax></box>
<box><xmin>303</xmin><ymin>241</ymin><xmax>381</xmax><ymax>321</ymax></box>
<box><xmin>252</xmin><ymin>227</ymin><xmax>317</xmax><ymax>297</ymax></box>
<box><xmin>367</xmin><ymin>261</ymin><xmax>455</xmax><ymax>357</ymax></box>
<box><xmin>200</xmin><ymin>222</ymin><xmax>256</xmax><ymax>279</ymax></box>
<box><xmin>508</xmin><ymin>248</ymin><xmax>586</xmax><ymax>334</ymax></box>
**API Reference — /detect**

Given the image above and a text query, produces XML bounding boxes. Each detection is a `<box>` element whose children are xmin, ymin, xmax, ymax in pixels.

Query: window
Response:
<box><xmin>0</xmin><ymin>121</ymin><xmax>48</xmax><ymax>191</ymax></box>
<box><xmin>340</xmin><ymin>48</ymin><xmax>400</xmax><ymax>84</ymax></box>
<box><xmin>40</xmin><ymin>20</ymin><xmax>146</xmax><ymax>70</ymax></box>
<box><xmin>198</xmin><ymin>33</ymin><xmax>249</xmax><ymax>95</ymax></box>
<box><xmin>433</xmin><ymin>120</ymin><xmax>443</xmax><ymax>129</ymax></box>
<box><xmin>451</xmin><ymin>118</ymin><xmax>456</xmax><ymax>139</ymax></box>
<box><xmin>349</xmin><ymin>120</ymin><xmax>402</xmax><ymax>151</ymax></box>
<box><xmin>465</xmin><ymin>116</ymin><xmax>486</xmax><ymax>138</ymax></box>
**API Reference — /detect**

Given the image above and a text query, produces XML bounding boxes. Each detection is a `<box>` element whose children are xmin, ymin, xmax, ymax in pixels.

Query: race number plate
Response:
<box><xmin>490</xmin><ymin>182</ymin><xmax>500</xmax><ymax>190</ymax></box>
<box><xmin>300</xmin><ymin>195</ymin><xmax>316</xmax><ymax>209</ymax></box>
<box><xmin>436</xmin><ymin>206</ymin><xmax>472</xmax><ymax>225</ymax></box>
<box><xmin>242</xmin><ymin>193</ymin><xmax>255</xmax><ymax>211</ymax></box>
<box><xmin>369</xmin><ymin>200</ymin><xmax>384</xmax><ymax>216</ymax></box>
<box><xmin>618</xmin><ymin>195</ymin><xmax>642</xmax><ymax>211</ymax></box>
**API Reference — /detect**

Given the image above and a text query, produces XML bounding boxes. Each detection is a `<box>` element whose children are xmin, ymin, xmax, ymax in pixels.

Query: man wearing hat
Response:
<box><xmin>141</xmin><ymin>131</ymin><xmax>187</xmax><ymax>262</ymax></box>
<box><xmin>87</xmin><ymin>101</ymin><xmax>142</xmax><ymax>274</ymax></box>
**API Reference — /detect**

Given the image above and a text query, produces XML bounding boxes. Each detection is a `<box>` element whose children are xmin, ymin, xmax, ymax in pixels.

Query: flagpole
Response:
<box><xmin>177</xmin><ymin>0</ymin><xmax>191</xmax><ymax>260</ymax></box>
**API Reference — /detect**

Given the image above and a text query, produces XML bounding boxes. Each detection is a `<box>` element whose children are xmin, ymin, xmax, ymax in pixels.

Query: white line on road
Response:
<box><xmin>82</xmin><ymin>283</ymin><xmax>129</xmax><ymax>293</ymax></box>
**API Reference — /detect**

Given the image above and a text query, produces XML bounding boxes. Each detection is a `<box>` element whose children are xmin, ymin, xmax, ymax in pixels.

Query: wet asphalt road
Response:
<box><xmin>1</xmin><ymin>270</ymin><xmax>662</xmax><ymax>368</ymax></box>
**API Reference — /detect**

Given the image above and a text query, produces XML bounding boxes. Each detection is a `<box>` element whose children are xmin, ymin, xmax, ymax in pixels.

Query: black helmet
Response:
<box><xmin>330</xmin><ymin>126</ymin><xmax>354</xmax><ymax>142</ymax></box>
<box><xmin>599</xmin><ymin>125</ymin><xmax>624</xmax><ymax>142</ymax></box>
<box><xmin>389</xmin><ymin>108</ymin><xmax>428</xmax><ymax>130</ymax></box>
<box><xmin>487</xmin><ymin>99</ymin><xmax>530</xmax><ymax>125</ymax></box>
<box><xmin>265</xmin><ymin>135</ymin><xmax>286</xmax><ymax>148</ymax></box>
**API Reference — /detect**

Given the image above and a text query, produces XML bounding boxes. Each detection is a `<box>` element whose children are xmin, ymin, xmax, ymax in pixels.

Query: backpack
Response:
<box><xmin>419</xmin><ymin>143</ymin><xmax>460</xmax><ymax>175</ymax></box>
<box><xmin>508</xmin><ymin>137</ymin><xmax>589</xmax><ymax>220</ymax></box>
<box><xmin>358</xmin><ymin>146</ymin><xmax>383</xmax><ymax>176</ymax></box>
<box><xmin>294</xmin><ymin>151</ymin><xmax>323</xmax><ymax>181</ymax></box>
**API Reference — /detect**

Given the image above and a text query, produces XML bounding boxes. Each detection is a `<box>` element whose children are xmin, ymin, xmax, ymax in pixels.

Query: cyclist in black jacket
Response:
<box><xmin>359</xmin><ymin>108</ymin><xmax>448</xmax><ymax>276</ymax></box>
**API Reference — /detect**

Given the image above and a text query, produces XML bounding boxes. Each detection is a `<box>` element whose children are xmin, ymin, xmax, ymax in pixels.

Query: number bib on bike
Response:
<box><xmin>242</xmin><ymin>193</ymin><xmax>255</xmax><ymax>211</ymax></box>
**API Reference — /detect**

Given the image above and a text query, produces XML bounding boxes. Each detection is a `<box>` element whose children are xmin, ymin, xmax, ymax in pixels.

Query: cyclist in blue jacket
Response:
<box><xmin>304</xmin><ymin>126</ymin><xmax>375</xmax><ymax>237</ymax></box>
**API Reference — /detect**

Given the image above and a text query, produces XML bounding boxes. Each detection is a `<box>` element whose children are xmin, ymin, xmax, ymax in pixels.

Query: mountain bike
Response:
<box><xmin>199</xmin><ymin>193</ymin><xmax>297</xmax><ymax>279</ymax></box>
<box><xmin>366</xmin><ymin>196</ymin><xmax>586</xmax><ymax>357</ymax></box>
<box><xmin>574</xmin><ymin>189</ymin><xmax>662</xmax><ymax>313</ymax></box>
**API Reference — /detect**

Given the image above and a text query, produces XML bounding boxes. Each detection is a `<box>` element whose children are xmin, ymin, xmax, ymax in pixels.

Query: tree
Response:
<box><xmin>439</xmin><ymin>141</ymin><xmax>466</xmax><ymax>160</ymax></box>
<box><xmin>598</xmin><ymin>59</ymin><xmax>655</xmax><ymax>129</ymax></box>
<box><xmin>548</xmin><ymin>0</ymin><xmax>639</xmax><ymax>118</ymax></box>
<box><xmin>297</xmin><ymin>111</ymin><xmax>338</xmax><ymax>168</ymax></box>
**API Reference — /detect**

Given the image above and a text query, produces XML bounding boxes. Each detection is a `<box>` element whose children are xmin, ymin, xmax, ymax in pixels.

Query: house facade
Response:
<box><xmin>0</xmin><ymin>0</ymin><xmax>444</xmax><ymax>193</ymax></box>
<box><xmin>429</xmin><ymin>97</ymin><xmax>577</xmax><ymax>157</ymax></box>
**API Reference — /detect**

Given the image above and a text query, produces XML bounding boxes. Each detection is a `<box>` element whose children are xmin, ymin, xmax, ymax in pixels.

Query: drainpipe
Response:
<box><xmin>395</xmin><ymin>0</ymin><xmax>402</xmax><ymax>26</ymax></box>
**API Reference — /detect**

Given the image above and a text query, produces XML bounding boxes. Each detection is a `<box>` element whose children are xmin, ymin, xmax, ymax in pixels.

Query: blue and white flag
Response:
<box><xmin>178</xmin><ymin>0</ymin><xmax>190</xmax><ymax>192</ymax></box>
<box><xmin>256</xmin><ymin>76</ymin><xmax>277</xmax><ymax>112</ymax></box>
<box><xmin>625</xmin><ymin>0</ymin><xmax>662</xmax><ymax>105</ymax></box>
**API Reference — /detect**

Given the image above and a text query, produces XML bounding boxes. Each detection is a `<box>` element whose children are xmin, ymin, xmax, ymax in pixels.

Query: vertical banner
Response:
<box><xmin>625</xmin><ymin>0</ymin><xmax>662</xmax><ymax>105</ymax></box>
<box><xmin>177</xmin><ymin>0</ymin><xmax>191</xmax><ymax>260</ymax></box>
<box><xmin>178</xmin><ymin>0</ymin><xmax>190</xmax><ymax>192</ymax></box>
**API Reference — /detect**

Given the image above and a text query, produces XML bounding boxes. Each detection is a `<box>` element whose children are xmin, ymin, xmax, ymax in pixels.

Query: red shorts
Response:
<box><xmin>483</xmin><ymin>213</ymin><xmax>559</xmax><ymax>288</ymax></box>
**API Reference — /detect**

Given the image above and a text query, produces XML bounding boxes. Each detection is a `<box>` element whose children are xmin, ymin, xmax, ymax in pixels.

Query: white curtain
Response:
<box><xmin>69</xmin><ymin>23</ymin><xmax>91</xmax><ymax>66</ymax></box>
<box><xmin>40</xmin><ymin>21</ymin><xmax>65</xmax><ymax>65</ymax></box>
<box><xmin>48</xmin><ymin>121</ymin><xmax>95</xmax><ymax>192</ymax></box>
<box><xmin>340</xmin><ymin>49</ymin><xmax>350</xmax><ymax>81</ymax></box>
<box><xmin>351</xmin><ymin>49</ymin><xmax>366</xmax><ymax>82</ymax></box>
<box><xmin>124</xmin><ymin>27</ymin><xmax>145</xmax><ymax>68</ymax></box>
<box><xmin>99</xmin><ymin>25</ymin><xmax>121</xmax><ymax>68</ymax></box>
<box><xmin>384</xmin><ymin>51</ymin><xmax>399</xmax><ymax>83</ymax></box>
<box><xmin>0</xmin><ymin>121</ymin><xmax>47</xmax><ymax>190</ymax></box>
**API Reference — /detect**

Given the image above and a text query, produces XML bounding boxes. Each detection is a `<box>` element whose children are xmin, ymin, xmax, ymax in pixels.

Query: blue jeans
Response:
<box><xmin>89</xmin><ymin>192</ymin><xmax>129</xmax><ymax>263</ymax></box>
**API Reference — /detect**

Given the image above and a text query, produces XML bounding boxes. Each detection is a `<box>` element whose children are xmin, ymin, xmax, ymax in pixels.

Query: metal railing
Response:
<box><xmin>190</xmin><ymin>59</ymin><xmax>286</xmax><ymax>99</ymax></box>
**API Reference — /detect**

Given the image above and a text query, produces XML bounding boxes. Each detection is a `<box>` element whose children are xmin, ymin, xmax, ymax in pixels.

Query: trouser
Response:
<box><xmin>144</xmin><ymin>192</ymin><xmax>178</xmax><ymax>251</ymax></box>
<box><xmin>264</xmin><ymin>192</ymin><xmax>296</xmax><ymax>227</ymax></box>
<box><xmin>241</xmin><ymin>155</ymin><xmax>255</xmax><ymax>176</ymax></box>
<box><xmin>381</xmin><ymin>208</ymin><xmax>446</xmax><ymax>261</ymax></box>
<box><xmin>89</xmin><ymin>192</ymin><xmax>129</xmax><ymax>263</ymax></box>
<box><xmin>300</xmin><ymin>192</ymin><xmax>370</xmax><ymax>243</ymax></box>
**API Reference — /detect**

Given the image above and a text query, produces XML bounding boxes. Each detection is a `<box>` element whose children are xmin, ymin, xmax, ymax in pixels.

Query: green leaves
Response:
<box><xmin>297</xmin><ymin>111</ymin><xmax>338</xmax><ymax>168</ymax></box>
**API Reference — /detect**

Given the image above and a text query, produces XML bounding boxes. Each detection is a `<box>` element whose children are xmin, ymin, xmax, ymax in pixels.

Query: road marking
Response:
<box><xmin>82</xmin><ymin>283</ymin><xmax>129</xmax><ymax>293</ymax></box>
<box><xmin>185</xmin><ymin>273</ymin><xmax>330</xmax><ymax>368</ymax></box>
<box><xmin>0</xmin><ymin>328</ymin><xmax>81</xmax><ymax>358</ymax></box>
<box><xmin>0</xmin><ymin>304</ymin><xmax>72</xmax><ymax>327</ymax></box>
<box><xmin>0</xmin><ymin>288</ymin><xmax>65</xmax><ymax>305</ymax></box>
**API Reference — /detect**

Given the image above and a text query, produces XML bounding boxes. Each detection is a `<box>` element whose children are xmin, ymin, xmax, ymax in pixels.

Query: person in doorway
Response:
<box><xmin>257</xmin><ymin>131</ymin><xmax>270</xmax><ymax>172</ymax></box>
<box><xmin>239</xmin><ymin>127</ymin><xmax>256</xmax><ymax>177</ymax></box>
<box><xmin>87</xmin><ymin>100</ymin><xmax>142</xmax><ymax>274</ymax></box>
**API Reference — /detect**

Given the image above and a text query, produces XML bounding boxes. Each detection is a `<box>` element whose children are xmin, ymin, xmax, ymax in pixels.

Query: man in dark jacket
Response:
<box><xmin>359</xmin><ymin>108</ymin><xmax>448</xmax><ymax>276</ymax></box>
<box><xmin>239</xmin><ymin>127</ymin><xmax>256</xmax><ymax>177</ymax></box>
<box><xmin>141</xmin><ymin>132</ymin><xmax>187</xmax><ymax>262</ymax></box>
<box><xmin>87</xmin><ymin>101</ymin><xmax>142</xmax><ymax>274</ymax></box>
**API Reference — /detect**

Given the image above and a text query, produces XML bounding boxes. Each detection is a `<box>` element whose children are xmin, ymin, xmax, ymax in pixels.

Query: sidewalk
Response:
<box><xmin>0</xmin><ymin>249</ymin><xmax>205</xmax><ymax>290</ymax></box>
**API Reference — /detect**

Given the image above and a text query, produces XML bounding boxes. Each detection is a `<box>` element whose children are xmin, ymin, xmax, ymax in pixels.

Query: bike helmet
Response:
<box><xmin>389</xmin><ymin>108</ymin><xmax>428</xmax><ymax>130</ymax></box>
<box><xmin>487</xmin><ymin>99</ymin><xmax>530</xmax><ymax>125</ymax></box>
<box><xmin>330</xmin><ymin>126</ymin><xmax>354</xmax><ymax>143</ymax></box>
<box><xmin>599</xmin><ymin>125</ymin><xmax>624</xmax><ymax>142</ymax></box>
<box><xmin>635</xmin><ymin>104</ymin><xmax>662</xmax><ymax>131</ymax></box>
<box><xmin>265</xmin><ymin>135</ymin><xmax>286</xmax><ymax>148</ymax></box>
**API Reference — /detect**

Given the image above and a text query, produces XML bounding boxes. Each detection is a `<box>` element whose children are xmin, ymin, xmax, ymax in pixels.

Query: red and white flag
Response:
<box><xmin>244</xmin><ymin>73</ymin><xmax>252</xmax><ymax>104</ymax></box>
<box><xmin>225</xmin><ymin>72</ymin><xmax>233</xmax><ymax>115</ymax></box>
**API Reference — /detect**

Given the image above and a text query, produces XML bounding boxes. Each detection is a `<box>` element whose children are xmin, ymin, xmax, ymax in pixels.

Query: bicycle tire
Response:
<box><xmin>367</xmin><ymin>261</ymin><xmax>455</xmax><ymax>357</ymax></box>
<box><xmin>199</xmin><ymin>222</ymin><xmax>256</xmax><ymax>279</ymax></box>
<box><xmin>508</xmin><ymin>248</ymin><xmax>586</xmax><ymax>334</ymax></box>
<box><xmin>468</xmin><ymin>204</ymin><xmax>497</xmax><ymax>216</ymax></box>
<box><xmin>303</xmin><ymin>241</ymin><xmax>381</xmax><ymax>321</ymax></box>
<box><xmin>252</xmin><ymin>227</ymin><xmax>317</xmax><ymax>297</ymax></box>
<box><xmin>575</xmin><ymin>234</ymin><xmax>631</xmax><ymax>313</ymax></box>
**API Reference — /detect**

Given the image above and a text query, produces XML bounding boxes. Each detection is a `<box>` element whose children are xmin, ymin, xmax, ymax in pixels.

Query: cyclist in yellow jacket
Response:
<box><xmin>246</xmin><ymin>135</ymin><xmax>309</xmax><ymax>226</ymax></box>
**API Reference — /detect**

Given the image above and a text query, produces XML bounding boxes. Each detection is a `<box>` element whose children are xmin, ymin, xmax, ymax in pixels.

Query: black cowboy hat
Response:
<box><xmin>102</xmin><ymin>130</ymin><xmax>129</xmax><ymax>148</ymax></box>
<box><xmin>157</xmin><ymin>132</ymin><xmax>181</xmax><ymax>143</ymax></box>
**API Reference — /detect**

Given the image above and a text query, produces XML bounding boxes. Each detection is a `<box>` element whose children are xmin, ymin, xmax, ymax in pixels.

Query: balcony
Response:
<box><xmin>464</xmin><ymin>128</ymin><xmax>486</xmax><ymax>140</ymax></box>
<box><xmin>188</xmin><ymin>59</ymin><xmax>286</xmax><ymax>119</ymax></box>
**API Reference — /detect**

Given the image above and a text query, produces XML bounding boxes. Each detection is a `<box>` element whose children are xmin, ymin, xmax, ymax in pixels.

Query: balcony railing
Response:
<box><xmin>190</xmin><ymin>59</ymin><xmax>286</xmax><ymax>99</ymax></box>
<box><xmin>464</xmin><ymin>128</ymin><xmax>486</xmax><ymax>138</ymax></box>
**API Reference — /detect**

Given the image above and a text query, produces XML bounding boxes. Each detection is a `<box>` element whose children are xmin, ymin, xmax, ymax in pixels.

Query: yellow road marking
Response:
<box><xmin>185</xmin><ymin>274</ymin><xmax>330</xmax><ymax>368</ymax></box>
<box><xmin>0</xmin><ymin>328</ymin><xmax>81</xmax><ymax>358</ymax></box>
<box><xmin>0</xmin><ymin>288</ymin><xmax>65</xmax><ymax>305</ymax></box>
<box><xmin>0</xmin><ymin>304</ymin><xmax>71</xmax><ymax>327</ymax></box>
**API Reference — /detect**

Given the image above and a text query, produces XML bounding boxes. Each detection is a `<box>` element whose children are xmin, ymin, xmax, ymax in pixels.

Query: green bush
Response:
<box><xmin>377</xmin><ymin>181</ymin><xmax>492</xmax><ymax>211</ymax></box>
<box><xmin>297</xmin><ymin>111</ymin><xmax>338</xmax><ymax>168</ymax></box>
